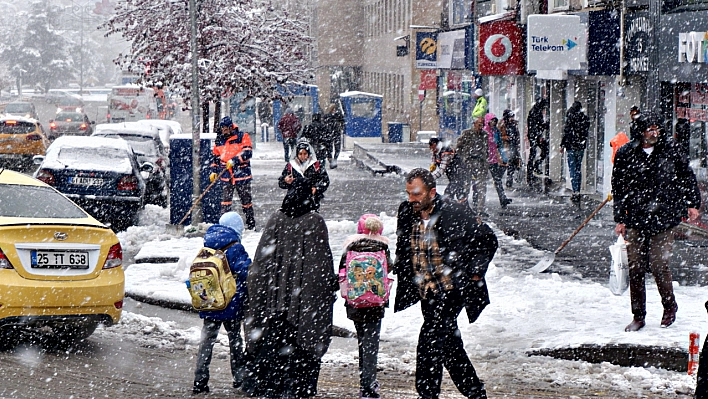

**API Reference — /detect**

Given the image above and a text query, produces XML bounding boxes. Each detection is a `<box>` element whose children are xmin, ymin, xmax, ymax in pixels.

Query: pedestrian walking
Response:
<box><xmin>278</xmin><ymin>139</ymin><xmax>329</xmax><ymax>215</ymax></box>
<box><xmin>339</xmin><ymin>214</ymin><xmax>392</xmax><ymax>399</ymax></box>
<box><xmin>457</xmin><ymin>116</ymin><xmax>489</xmax><ymax>217</ymax></box>
<box><xmin>428</xmin><ymin>137</ymin><xmax>470</xmax><ymax>202</ymax></box>
<box><xmin>210</xmin><ymin>116</ymin><xmax>255</xmax><ymax>229</ymax></box>
<box><xmin>242</xmin><ymin>171</ymin><xmax>338</xmax><ymax>399</ymax></box>
<box><xmin>560</xmin><ymin>101</ymin><xmax>590</xmax><ymax>205</ymax></box>
<box><xmin>499</xmin><ymin>109</ymin><xmax>521</xmax><ymax>189</ymax></box>
<box><xmin>526</xmin><ymin>99</ymin><xmax>550</xmax><ymax>191</ymax></box>
<box><xmin>471</xmin><ymin>88</ymin><xmax>488</xmax><ymax>120</ymax></box>
<box><xmin>392</xmin><ymin>168</ymin><xmax>498</xmax><ymax>399</ymax></box>
<box><xmin>322</xmin><ymin>103</ymin><xmax>344</xmax><ymax>169</ymax></box>
<box><xmin>484</xmin><ymin>113</ymin><xmax>512</xmax><ymax>208</ymax></box>
<box><xmin>278</xmin><ymin>108</ymin><xmax>302</xmax><ymax>162</ymax></box>
<box><xmin>192</xmin><ymin>212</ymin><xmax>251</xmax><ymax>395</ymax></box>
<box><xmin>301</xmin><ymin>113</ymin><xmax>329</xmax><ymax>166</ymax></box>
<box><xmin>612</xmin><ymin>112</ymin><xmax>701</xmax><ymax>332</ymax></box>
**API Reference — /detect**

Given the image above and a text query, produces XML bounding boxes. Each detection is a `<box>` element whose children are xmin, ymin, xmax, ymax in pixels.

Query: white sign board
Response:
<box><xmin>437</xmin><ymin>30</ymin><xmax>467</xmax><ymax>69</ymax></box>
<box><xmin>527</xmin><ymin>15</ymin><xmax>585</xmax><ymax>71</ymax></box>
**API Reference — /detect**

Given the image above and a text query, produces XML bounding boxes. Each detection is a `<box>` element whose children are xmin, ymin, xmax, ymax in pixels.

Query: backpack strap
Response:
<box><xmin>221</xmin><ymin>241</ymin><xmax>238</xmax><ymax>251</ymax></box>
<box><xmin>314</xmin><ymin>160</ymin><xmax>321</xmax><ymax>172</ymax></box>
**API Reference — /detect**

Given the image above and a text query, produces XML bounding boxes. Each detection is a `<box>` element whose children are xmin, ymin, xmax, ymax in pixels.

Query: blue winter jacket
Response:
<box><xmin>198</xmin><ymin>224</ymin><xmax>251</xmax><ymax>321</ymax></box>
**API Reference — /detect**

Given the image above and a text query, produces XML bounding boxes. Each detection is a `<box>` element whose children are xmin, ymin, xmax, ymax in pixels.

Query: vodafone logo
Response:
<box><xmin>484</xmin><ymin>34</ymin><xmax>513</xmax><ymax>63</ymax></box>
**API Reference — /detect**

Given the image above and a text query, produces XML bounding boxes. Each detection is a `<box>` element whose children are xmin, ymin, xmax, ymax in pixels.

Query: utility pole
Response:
<box><xmin>647</xmin><ymin>0</ymin><xmax>661</xmax><ymax>113</ymax></box>
<box><xmin>189</xmin><ymin>0</ymin><xmax>202</xmax><ymax>225</ymax></box>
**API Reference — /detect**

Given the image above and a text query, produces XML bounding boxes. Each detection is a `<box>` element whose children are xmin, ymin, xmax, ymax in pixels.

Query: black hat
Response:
<box><xmin>296</xmin><ymin>141</ymin><xmax>311</xmax><ymax>154</ymax></box>
<box><xmin>428</xmin><ymin>137</ymin><xmax>440</xmax><ymax>146</ymax></box>
<box><xmin>634</xmin><ymin>112</ymin><xmax>665</xmax><ymax>138</ymax></box>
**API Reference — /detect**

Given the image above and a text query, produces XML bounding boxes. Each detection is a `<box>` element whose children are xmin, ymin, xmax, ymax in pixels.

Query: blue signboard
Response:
<box><xmin>416</xmin><ymin>32</ymin><xmax>438</xmax><ymax>69</ymax></box>
<box><xmin>588</xmin><ymin>10</ymin><xmax>620</xmax><ymax>76</ymax></box>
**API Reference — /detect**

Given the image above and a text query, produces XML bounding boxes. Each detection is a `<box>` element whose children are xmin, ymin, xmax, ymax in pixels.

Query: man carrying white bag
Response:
<box><xmin>608</xmin><ymin>236</ymin><xmax>629</xmax><ymax>296</ymax></box>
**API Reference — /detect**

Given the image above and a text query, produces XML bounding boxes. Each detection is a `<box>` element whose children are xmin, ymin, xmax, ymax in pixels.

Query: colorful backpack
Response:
<box><xmin>187</xmin><ymin>243</ymin><xmax>237</xmax><ymax>311</ymax></box>
<box><xmin>338</xmin><ymin>250</ymin><xmax>393</xmax><ymax>308</ymax></box>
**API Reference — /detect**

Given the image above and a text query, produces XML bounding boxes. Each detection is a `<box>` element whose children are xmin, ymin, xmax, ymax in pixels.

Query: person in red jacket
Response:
<box><xmin>210</xmin><ymin>116</ymin><xmax>255</xmax><ymax>230</ymax></box>
<box><xmin>277</xmin><ymin>108</ymin><xmax>302</xmax><ymax>162</ymax></box>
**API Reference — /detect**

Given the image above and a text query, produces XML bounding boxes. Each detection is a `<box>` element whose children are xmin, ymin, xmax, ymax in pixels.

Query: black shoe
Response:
<box><xmin>625</xmin><ymin>317</ymin><xmax>646</xmax><ymax>332</ymax></box>
<box><xmin>192</xmin><ymin>385</ymin><xmax>209</xmax><ymax>394</ymax></box>
<box><xmin>500</xmin><ymin>198</ymin><xmax>512</xmax><ymax>208</ymax></box>
<box><xmin>661</xmin><ymin>304</ymin><xmax>678</xmax><ymax>328</ymax></box>
<box><xmin>571</xmin><ymin>193</ymin><xmax>581</xmax><ymax>204</ymax></box>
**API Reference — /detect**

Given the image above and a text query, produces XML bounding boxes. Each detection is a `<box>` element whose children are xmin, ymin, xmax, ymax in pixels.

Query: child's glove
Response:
<box><xmin>429</xmin><ymin>164</ymin><xmax>437</xmax><ymax>172</ymax></box>
<box><xmin>209</xmin><ymin>173</ymin><xmax>217</xmax><ymax>183</ymax></box>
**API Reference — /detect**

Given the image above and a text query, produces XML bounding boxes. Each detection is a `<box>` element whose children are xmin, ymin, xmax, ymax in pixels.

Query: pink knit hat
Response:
<box><xmin>357</xmin><ymin>214</ymin><xmax>383</xmax><ymax>235</ymax></box>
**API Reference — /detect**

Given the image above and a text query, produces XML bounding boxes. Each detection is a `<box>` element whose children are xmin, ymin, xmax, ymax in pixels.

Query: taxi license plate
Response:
<box><xmin>69</xmin><ymin>176</ymin><xmax>104</xmax><ymax>186</ymax></box>
<box><xmin>31</xmin><ymin>250</ymin><xmax>89</xmax><ymax>269</ymax></box>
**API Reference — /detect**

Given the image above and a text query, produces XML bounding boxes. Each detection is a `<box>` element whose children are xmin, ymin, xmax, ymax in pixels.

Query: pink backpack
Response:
<box><xmin>338</xmin><ymin>250</ymin><xmax>393</xmax><ymax>308</ymax></box>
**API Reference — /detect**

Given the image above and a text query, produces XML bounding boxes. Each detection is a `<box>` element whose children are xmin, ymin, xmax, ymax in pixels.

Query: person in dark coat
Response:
<box><xmin>526</xmin><ymin>99</ymin><xmax>550</xmax><ymax>191</ymax></box>
<box><xmin>612</xmin><ymin>112</ymin><xmax>701</xmax><ymax>332</ymax></box>
<box><xmin>339</xmin><ymin>214</ymin><xmax>392</xmax><ymax>399</ymax></box>
<box><xmin>560</xmin><ymin>101</ymin><xmax>590</xmax><ymax>204</ymax></box>
<box><xmin>300</xmin><ymin>113</ymin><xmax>330</xmax><ymax>167</ymax></box>
<box><xmin>499</xmin><ymin>109</ymin><xmax>521</xmax><ymax>189</ymax></box>
<box><xmin>278</xmin><ymin>139</ymin><xmax>329</xmax><ymax>215</ymax></box>
<box><xmin>242</xmin><ymin>166</ymin><xmax>337</xmax><ymax>399</ymax></box>
<box><xmin>392</xmin><ymin>168</ymin><xmax>498</xmax><ymax>399</ymax></box>
<box><xmin>696</xmin><ymin>301</ymin><xmax>708</xmax><ymax>398</ymax></box>
<box><xmin>193</xmin><ymin>212</ymin><xmax>252</xmax><ymax>394</ymax></box>
<box><xmin>428</xmin><ymin>137</ymin><xmax>470</xmax><ymax>202</ymax></box>
<box><xmin>277</xmin><ymin>108</ymin><xmax>302</xmax><ymax>162</ymax></box>
<box><xmin>322</xmin><ymin>104</ymin><xmax>345</xmax><ymax>169</ymax></box>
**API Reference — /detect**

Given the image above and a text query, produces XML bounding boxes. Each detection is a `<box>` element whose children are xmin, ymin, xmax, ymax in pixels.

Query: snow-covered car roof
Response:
<box><xmin>94</xmin><ymin>122</ymin><xmax>161</xmax><ymax>139</ymax></box>
<box><xmin>0</xmin><ymin>115</ymin><xmax>38</xmax><ymax>123</ymax></box>
<box><xmin>41</xmin><ymin>136</ymin><xmax>135</xmax><ymax>174</ymax></box>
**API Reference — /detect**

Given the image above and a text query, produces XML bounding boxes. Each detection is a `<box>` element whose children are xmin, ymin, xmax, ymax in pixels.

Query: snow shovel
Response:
<box><xmin>177</xmin><ymin>168</ymin><xmax>228</xmax><ymax>226</ymax></box>
<box><xmin>531</xmin><ymin>193</ymin><xmax>613</xmax><ymax>273</ymax></box>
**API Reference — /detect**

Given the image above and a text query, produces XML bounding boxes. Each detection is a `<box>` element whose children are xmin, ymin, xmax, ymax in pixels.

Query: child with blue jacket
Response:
<box><xmin>193</xmin><ymin>212</ymin><xmax>252</xmax><ymax>394</ymax></box>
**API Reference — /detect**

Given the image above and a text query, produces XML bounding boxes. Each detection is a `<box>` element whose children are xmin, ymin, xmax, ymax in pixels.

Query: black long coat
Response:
<box><xmin>612</xmin><ymin>138</ymin><xmax>700</xmax><ymax>235</ymax></box>
<box><xmin>392</xmin><ymin>195</ymin><xmax>498</xmax><ymax>323</ymax></box>
<box><xmin>561</xmin><ymin>102</ymin><xmax>590</xmax><ymax>151</ymax></box>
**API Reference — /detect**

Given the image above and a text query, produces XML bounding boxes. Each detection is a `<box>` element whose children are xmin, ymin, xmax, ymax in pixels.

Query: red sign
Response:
<box><xmin>420</xmin><ymin>70</ymin><xmax>437</xmax><ymax>90</ymax></box>
<box><xmin>418</xmin><ymin>85</ymin><xmax>425</xmax><ymax>102</ymax></box>
<box><xmin>479</xmin><ymin>20</ymin><xmax>524</xmax><ymax>76</ymax></box>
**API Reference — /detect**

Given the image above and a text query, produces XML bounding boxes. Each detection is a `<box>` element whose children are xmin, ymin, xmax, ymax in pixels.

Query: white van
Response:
<box><xmin>107</xmin><ymin>85</ymin><xmax>157</xmax><ymax>123</ymax></box>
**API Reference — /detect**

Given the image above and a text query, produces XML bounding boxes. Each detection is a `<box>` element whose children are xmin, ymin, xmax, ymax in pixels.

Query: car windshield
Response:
<box><xmin>0</xmin><ymin>121</ymin><xmax>36</xmax><ymax>134</ymax></box>
<box><xmin>56</xmin><ymin>112</ymin><xmax>83</xmax><ymax>122</ymax></box>
<box><xmin>100</xmin><ymin>134</ymin><xmax>157</xmax><ymax>156</ymax></box>
<box><xmin>5</xmin><ymin>104</ymin><xmax>31</xmax><ymax>113</ymax></box>
<box><xmin>57</xmin><ymin>146</ymin><xmax>129</xmax><ymax>165</ymax></box>
<box><xmin>0</xmin><ymin>184</ymin><xmax>87</xmax><ymax>218</ymax></box>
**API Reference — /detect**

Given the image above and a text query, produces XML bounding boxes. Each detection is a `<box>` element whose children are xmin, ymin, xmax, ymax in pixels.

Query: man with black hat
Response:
<box><xmin>210</xmin><ymin>116</ymin><xmax>256</xmax><ymax>229</ymax></box>
<box><xmin>612</xmin><ymin>112</ymin><xmax>701</xmax><ymax>332</ymax></box>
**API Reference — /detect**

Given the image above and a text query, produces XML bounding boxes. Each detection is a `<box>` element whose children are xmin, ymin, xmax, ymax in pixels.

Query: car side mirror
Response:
<box><xmin>140</xmin><ymin>162</ymin><xmax>154</xmax><ymax>173</ymax></box>
<box><xmin>33</xmin><ymin>155</ymin><xmax>45</xmax><ymax>165</ymax></box>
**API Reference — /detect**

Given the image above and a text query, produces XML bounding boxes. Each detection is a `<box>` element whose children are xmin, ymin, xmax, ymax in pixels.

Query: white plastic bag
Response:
<box><xmin>609</xmin><ymin>235</ymin><xmax>629</xmax><ymax>295</ymax></box>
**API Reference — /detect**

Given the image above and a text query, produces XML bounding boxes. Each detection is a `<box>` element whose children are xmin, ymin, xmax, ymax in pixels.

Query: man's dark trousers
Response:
<box><xmin>416</xmin><ymin>288</ymin><xmax>485</xmax><ymax>399</ymax></box>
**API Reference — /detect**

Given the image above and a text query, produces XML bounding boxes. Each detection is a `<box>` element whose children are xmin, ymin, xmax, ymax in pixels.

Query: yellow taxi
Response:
<box><xmin>0</xmin><ymin>116</ymin><xmax>49</xmax><ymax>170</ymax></box>
<box><xmin>0</xmin><ymin>169</ymin><xmax>124</xmax><ymax>345</ymax></box>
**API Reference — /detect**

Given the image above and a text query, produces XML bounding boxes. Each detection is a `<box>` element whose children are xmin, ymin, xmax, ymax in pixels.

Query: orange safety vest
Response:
<box><xmin>213</xmin><ymin>130</ymin><xmax>253</xmax><ymax>184</ymax></box>
<box><xmin>610</xmin><ymin>132</ymin><xmax>630</xmax><ymax>164</ymax></box>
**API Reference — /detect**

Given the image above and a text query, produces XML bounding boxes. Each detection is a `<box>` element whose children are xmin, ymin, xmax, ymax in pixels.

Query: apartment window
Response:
<box><xmin>553</xmin><ymin>0</ymin><xmax>569</xmax><ymax>10</ymax></box>
<box><xmin>450</xmin><ymin>0</ymin><xmax>472</xmax><ymax>26</ymax></box>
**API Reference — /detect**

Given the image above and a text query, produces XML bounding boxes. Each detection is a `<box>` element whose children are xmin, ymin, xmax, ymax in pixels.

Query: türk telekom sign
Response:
<box><xmin>479</xmin><ymin>20</ymin><xmax>524</xmax><ymax>76</ymax></box>
<box><xmin>527</xmin><ymin>15</ymin><xmax>585</xmax><ymax>71</ymax></box>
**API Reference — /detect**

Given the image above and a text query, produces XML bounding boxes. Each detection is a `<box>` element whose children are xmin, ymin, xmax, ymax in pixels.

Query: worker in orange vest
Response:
<box><xmin>210</xmin><ymin>116</ymin><xmax>255</xmax><ymax>229</ymax></box>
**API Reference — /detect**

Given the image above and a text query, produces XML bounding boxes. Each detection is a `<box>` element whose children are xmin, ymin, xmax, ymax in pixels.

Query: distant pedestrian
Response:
<box><xmin>428</xmin><ymin>137</ymin><xmax>470</xmax><ymax>202</ymax></box>
<box><xmin>610</xmin><ymin>131</ymin><xmax>630</xmax><ymax>164</ymax></box>
<box><xmin>628</xmin><ymin>106</ymin><xmax>642</xmax><ymax>141</ymax></box>
<box><xmin>210</xmin><ymin>116</ymin><xmax>255</xmax><ymax>230</ymax></box>
<box><xmin>697</xmin><ymin>300</ymin><xmax>708</xmax><ymax>398</ymax></box>
<box><xmin>457</xmin><ymin>116</ymin><xmax>489</xmax><ymax>216</ymax></box>
<box><xmin>471</xmin><ymin>88</ymin><xmax>488</xmax><ymax>120</ymax></box>
<box><xmin>242</xmin><ymin>173</ymin><xmax>338</xmax><ymax>399</ymax></box>
<box><xmin>322</xmin><ymin>104</ymin><xmax>344</xmax><ymax>169</ymax></box>
<box><xmin>339</xmin><ymin>214</ymin><xmax>392</xmax><ymax>399</ymax></box>
<box><xmin>560</xmin><ymin>101</ymin><xmax>590</xmax><ymax>205</ymax></box>
<box><xmin>278</xmin><ymin>108</ymin><xmax>302</xmax><ymax>162</ymax></box>
<box><xmin>392</xmin><ymin>168</ymin><xmax>498</xmax><ymax>399</ymax></box>
<box><xmin>192</xmin><ymin>212</ymin><xmax>251</xmax><ymax>395</ymax></box>
<box><xmin>612</xmin><ymin>112</ymin><xmax>701</xmax><ymax>332</ymax></box>
<box><xmin>484</xmin><ymin>113</ymin><xmax>512</xmax><ymax>209</ymax></box>
<box><xmin>526</xmin><ymin>99</ymin><xmax>550</xmax><ymax>191</ymax></box>
<box><xmin>674</xmin><ymin>117</ymin><xmax>690</xmax><ymax>158</ymax></box>
<box><xmin>278</xmin><ymin>139</ymin><xmax>329</xmax><ymax>215</ymax></box>
<box><xmin>499</xmin><ymin>109</ymin><xmax>521</xmax><ymax>189</ymax></box>
<box><xmin>301</xmin><ymin>113</ymin><xmax>329</xmax><ymax>166</ymax></box>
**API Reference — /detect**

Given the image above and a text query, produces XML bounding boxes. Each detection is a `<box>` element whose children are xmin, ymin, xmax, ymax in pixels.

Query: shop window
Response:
<box><xmin>553</xmin><ymin>0</ymin><xmax>570</xmax><ymax>10</ymax></box>
<box><xmin>663</xmin><ymin>0</ymin><xmax>708</xmax><ymax>13</ymax></box>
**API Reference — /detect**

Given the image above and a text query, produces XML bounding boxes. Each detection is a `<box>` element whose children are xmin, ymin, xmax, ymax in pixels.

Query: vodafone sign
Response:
<box><xmin>479</xmin><ymin>20</ymin><xmax>524</xmax><ymax>76</ymax></box>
